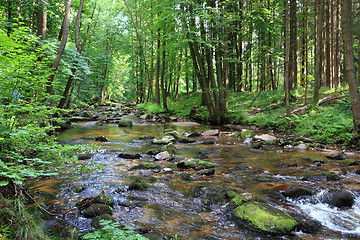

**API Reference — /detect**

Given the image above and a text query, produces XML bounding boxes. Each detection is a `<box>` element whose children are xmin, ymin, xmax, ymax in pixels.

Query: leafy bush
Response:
<box><xmin>82</xmin><ymin>220</ymin><xmax>149</xmax><ymax>240</ymax></box>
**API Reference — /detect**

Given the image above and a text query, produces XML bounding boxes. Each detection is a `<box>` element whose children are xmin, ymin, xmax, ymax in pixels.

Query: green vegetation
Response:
<box><xmin>82</xmin><ymin>220</ymin><xmax>149</xmax><ymax>240</ymax></box>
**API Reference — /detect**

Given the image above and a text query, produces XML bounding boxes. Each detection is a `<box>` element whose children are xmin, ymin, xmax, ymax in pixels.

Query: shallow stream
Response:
<box><xmin>29</xmin><ymin>112</ymin><xmax>360</xmax><ymax>240</ymax></box>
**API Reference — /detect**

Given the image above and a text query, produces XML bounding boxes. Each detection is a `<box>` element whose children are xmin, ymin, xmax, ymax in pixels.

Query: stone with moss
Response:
<box><xmin>83</xmin><ymin>203</ymin><xmax>113</xmax><ymax>218</ymax></box>
<box><xmin>241</xmin><ymin>129</ymin><xmax>253</xmax><ymax>138</ymax></box>
<box><xmin>233</xmin><ymin>201</ymin><xmax>297</xmax><ymax>234</ymax></box>
<box><xmin>118</xmin><ymin>120</ymin><xmax>133</xmax><ymax>127</ymax></box>
<box><xmin>94</xmin><ymin>194</ymin><xmax>114</xmax><ymax>206</ymax></box>
<box><xmin>151</xmin><ymin>135</ymin><xmax>176</xmax><ymax>145</ymax></box>
<box><xmin>129</xmin><ymin>179</ymin><xmax>148</xmax><ymax>190</ymax></box>
<box><xmin>324</xmin><ymin>172</ymin><xmax>341</xmax><ymax>181</ymax></box>
<box><xmin>177</xmin><ymin>158</ymin><xmax>215</xmax><ymax>170</ymax></box>
<box><xmin>340</xmin><ymin>159</ymin><xmax>358</xmax><ymax>166</ymax></box>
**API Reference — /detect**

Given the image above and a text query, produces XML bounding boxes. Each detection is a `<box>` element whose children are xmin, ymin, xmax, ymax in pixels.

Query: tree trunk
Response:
<box><xmin>155</xmin><ymin>28</ymin><xmax>161</xmax><ymax>105</ymax></box>
<box><xmin>46</xmin><ymin>0</ymin><xmax>72</xmax><ymax>101</ymax></box>
<box><xmin>284</xmin><ymin>0</ymin><xmax>290</xmax><ymax>116</ymax></box>
<box><xmin>289</xmin><ymin>0</ymin><xmax>297</xmax><ymax>89</ymax></box>
<box><xmin>37</xmin><ymin>0</ymin><xmax>47</xmax><ymax>40</ymax></box>
<box><xmin>313</xmin><ymin>0</ymin><xmax>324</xmax><ymax>107</ymax></box>
<box><xmin>160</xmin><ymin>33</ymin><xmax>167</xmax><ymax>110</ymax></box>
<box><xmin>341</xmin><ymin>0</ymin><xmax>360</xmax><ymax>136</ymax></box>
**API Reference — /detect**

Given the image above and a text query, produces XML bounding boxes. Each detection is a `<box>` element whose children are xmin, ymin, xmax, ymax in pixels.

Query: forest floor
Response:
<box><xmin>138</xmin><ymin>87</ymin><xmax>359</xmax><ymax>150</ymax></box>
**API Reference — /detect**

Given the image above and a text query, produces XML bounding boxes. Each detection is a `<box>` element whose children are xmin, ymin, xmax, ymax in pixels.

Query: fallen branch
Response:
<box><xmin>289</xmin><ymin>94</ymin><xmax>349</xmax><ymax>116</ymax></box>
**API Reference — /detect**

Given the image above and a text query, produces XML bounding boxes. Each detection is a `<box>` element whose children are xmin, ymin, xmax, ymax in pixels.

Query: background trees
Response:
<box><xmin>1</xmin><ymin>0</ymin><xmax>360</xmax><ymax>129</ymax></box>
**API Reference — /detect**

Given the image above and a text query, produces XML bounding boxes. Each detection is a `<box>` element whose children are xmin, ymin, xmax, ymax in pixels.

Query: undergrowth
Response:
<box><xmin>139</xmin><ymin>87</ymin><xmax>357</xmax><ymax>147</ymax></box>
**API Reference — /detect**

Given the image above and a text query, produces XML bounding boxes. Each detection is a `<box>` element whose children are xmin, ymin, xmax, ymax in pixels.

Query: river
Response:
<box><xmin>28</xmin><ymin>106</ymin><xmax>360</xmax><ymax>240</ymax></box>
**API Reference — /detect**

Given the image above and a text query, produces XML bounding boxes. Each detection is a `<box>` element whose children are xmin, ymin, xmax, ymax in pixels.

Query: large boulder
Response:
<box><xmin>321</xmin><ymin>190</ymin><xmax>355</xmax><ymax>208</ymax></box>
<box><xmin>282</xmin><ymin>187</ymin><xmax>314</xmax><ymax>199</ymax></box>
<box><xmin>233</xmin><ymin>201</ymin><xmax>297</xmax><ymax>234</ymax></box>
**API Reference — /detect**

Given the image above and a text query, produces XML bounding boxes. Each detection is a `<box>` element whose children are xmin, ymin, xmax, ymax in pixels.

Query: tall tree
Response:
<box><xmin>46</xmin><ymin>0</ymin><xmax>72</xmax><ymax>101</ymax></box>
<box><xmin>341</xmin><ymin>0</ymin><xmax>360</xmax><ymax>135</ymax></box>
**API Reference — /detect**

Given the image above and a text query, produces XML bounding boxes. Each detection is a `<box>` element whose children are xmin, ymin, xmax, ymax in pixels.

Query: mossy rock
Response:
<box><xmin>93</xmin><ymin>194</ymin><xmax>114</xmax><ymax>206</ymax></box>
<box><xmin>130</xmin><ymin>162</ymin><xmax>160</xmax><ymax>170</ymax></box>
<box><xmin>340</xmin><ymin>159</ymin><xmax>358</xmax><ymax>166</ymax></box>
<box><xmin>177</xmin><ymin>158</ymin><xmax>215</xmax><ymax>170</ymax></box>
<box><xmin>151</xmin><ymin>135</ymin><xmax>176</xmax><ymax>145</ymax></box>
<box><xmin>229</xmin><ymin>193</ymin><xmax>264</xmax><ymax>209</ymax></box>
<box><xmin>118</xmin><ymin>120</ymin><xmax>133</xmax><ymax>127</ymax></box>
<box><xmin>324</xmin><ymin>172</ymin><xmax>341</xmax><ymax>181</ymax></box>
<box><xmin>233</xmin><ymin>202</ymin><xmax>297</xmax><ymax>234</ymax></box>
<box><xmin>241</xmin><ymin>130</ymin><xmax>254</xmax><ymax>138</ymax></box>
<box><xmin>91</xmin><ymin>214</ymin><xmax>118</xmax><ymax>229</ymax></box>
<box><xmin>83</xmin><ymin>203</ymin><xmax>113</xmax><ymax>218</ymax></box>
<box><xmin>129</xmin><ymin>179</ymin><xmax>148</xmax><ymax>190</ymax></box>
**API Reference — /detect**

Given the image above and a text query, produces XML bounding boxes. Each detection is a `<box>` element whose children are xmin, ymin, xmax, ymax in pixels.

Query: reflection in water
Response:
<box><xmin>30</xmin><ymin>119</ymin><xmax>360</xmax><ymax>239</ymax></box>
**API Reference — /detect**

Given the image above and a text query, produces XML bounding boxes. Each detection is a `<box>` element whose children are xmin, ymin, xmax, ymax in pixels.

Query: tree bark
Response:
<box><xmin>46</xmin><ymin>0</ymin><xmax>72</xmax><ymax>101</ymax></box>
<box><xmin>341</xmin><ymin>0</ymin><xmax>360</xmax><ymax>135</ymax></box>
<box><xmin>313</xmin><ymin>0</ymin><xmax>324</xmax><ymax>108</ymax></box>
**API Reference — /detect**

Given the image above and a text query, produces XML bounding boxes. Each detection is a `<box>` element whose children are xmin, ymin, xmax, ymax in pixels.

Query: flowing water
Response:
<box><xmin>28</xmin><ymin>112</ymin><xmax>360</xmax><ymax>240</ymax></box>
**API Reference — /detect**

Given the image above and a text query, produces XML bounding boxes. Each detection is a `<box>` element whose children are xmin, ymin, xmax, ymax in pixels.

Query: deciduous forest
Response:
<box><xmin>1</xmin><ymin>0</ymin><xmax>360</xmax><ymax>239</ymax></box>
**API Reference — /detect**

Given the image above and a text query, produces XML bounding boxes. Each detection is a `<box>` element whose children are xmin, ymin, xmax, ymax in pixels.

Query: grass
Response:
<box><xmin>139</xmin><ymin>86</ymin><xmax>358</xmax><ymax>147</ymax></box>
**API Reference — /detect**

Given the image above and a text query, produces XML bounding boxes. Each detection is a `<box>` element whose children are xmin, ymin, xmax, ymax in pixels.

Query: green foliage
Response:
<box><xmin>82</xmin><ymin>220</ymin><xmax>149</xmax><ymax>240</ymax></box>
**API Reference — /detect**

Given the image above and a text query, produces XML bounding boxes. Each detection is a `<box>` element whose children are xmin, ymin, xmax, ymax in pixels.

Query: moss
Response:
<box><xmin>129</xmin><ymin>179</ymin><xmax>148</xmax><ymax>190</ymax></box>
<box><xmin>340</xmin><ymin>159</ymin><xmax>358</xmax><ymax>166</ymax></box>
<box><xmin>229</xmin><ymin>195</ymin><xmax>246</xmax><ymax>209</ymax></box>
<box><xmin>94</xmin><ymin>194</ymin><xmax>114</xmax><ymax>206</ymax></box>
<box><xmin>324</xmin><ymin>172</ymin><xmax>341</xmax><ymax>181</ymax></box>
<box><xmin>241</xmin><ymin>130</ymin><xmax>253</xmax><ymax>138</ymax></box>
<box><xmin>177</xmin><ymin>159</ymin><xmax>215</xmax><ymax>170</ymax></box>
<box><xmin>233</xmin><ymin>202</ymin><xmax>297</xmax><ymax>234</ymax></box>
<box><xmin>141</xmin><ymin>162</ymin><xmax>160</xmax><ymax>169</ymax></box>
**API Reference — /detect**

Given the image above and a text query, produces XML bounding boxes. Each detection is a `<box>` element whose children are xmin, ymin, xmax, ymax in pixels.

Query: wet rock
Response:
<box><xmin>340</xmin><ymin>159</ymin><xmax>358</xmax><ymax>166</ymax></box>
<box><xmin>301</xmin><ymin>174</ymin><xmax>327</xmax><ymax>182</ymax></box>
<box><xmin>72</xmin><ymin>185</ymin><xmax>86</xmax><ymax>193</ymax></box>
<box><xmin>77</xmin><ymin>152</ymin><xmax>94</xmax><ymax>160</ymax></box>
<box><xmin>253</xmin><ymin>175</ymin><xmax>274</xmax><ymax>182</ymax></box>
<box><xmin>254</xmin><ymin>134</ymin><xmax>277</xmax><ymax>142</ymax></box>
<box><xmin>194</xmin><ymin>186</ymin><xmax>236</xmax><ymax>205</ymax></box>
<box><xmin>94</xmin><ymin>136</ymin><xmax>107</xmax><ymax>142</ymax></box>
<box><xmin>355</xmin><ymin>169</ymin><xmax>360</xmax><ymax>175</ymax></box>
<box><xmin>243</xmin><ymin>138</ymin><xmax>252</xmax><ymax>145</ymax></box>
<box><xmin>138</xmin><ymin>135</ymin><xmax>155</xmax><ymax>140</ymax></box>
<box><xmin>187</xmin><ymin>132</ymin><xmax>200</xmax><ymax>137</ymax></box>
<box><xmin>201</xmin><ymin>129</ymin><xmax>219</xmax><ymax>137</ymax></box>
<box><xmin>326</xmin><ymin>153</ymin><xmax>346</xmax><ymax>160</ymax></box>
<box><xmin>292</xmin><ymin>214</ymin><xmax>321</xmax><ymax>234</ymax></box>
<box><xmin>305</xmin><ymin>157</ymin><xmax>327</xmax><ymax>164</ymax></box>
<box><xmin>145</xmin><ymin>148</ymin><xmax>161</xmax><ymax>155</ymax></box>
<box><xmin>241</xmin><ymin>129</ymin><xmax>254</xmax><ymax>139</ymax></box>
<box><xmin>119</xmin><ymin>200</ymin><xmax>145</xmax><ymax>208</ymax></box>
<box><xmin>294</xmin><ymin>143</ymin><xmax>309</xmax><ymax>151</ymax></box>
<box><xmin>91</xmin><ymin>214</ymin><xmax>117</xmax><ymax>229</ymax></box>
<box><xmin>117</xmin><ymin>153</ymin><xmax>141</xmax><ymax>159</ymax></box>
<box><xmin>230</xmin><ymin>165</ymin><xmax>251</xmax><ymax>171</ymax></box>
<box><xmin>199</xmin><ymin>139</ymin><xmax>217</xmax><ymax>145</ymax></box>
<box><xmin>177</xmin><ymin>158</ymin><xmax>215</xmax><ymax>170</ymax></box>
<box><xmin>155</xmin><ymin>151</ymin><xmax>173</xmax><ymax>161</ymax></box>
<box><xmin>83</xmin><ymin>203</ymin><xmax>113</xmax><ymax>218</ymax></box>
<box><xmin>324</xmin><ymin>172</ymin><xmax>341</xmax><ymax>181</ymax></box>
<box><xmin>151</xmin><ymin>135</ymin><xmax>176</xmax><ymax>145</ymax></box>
<box><xmin>229</xmin><ymin>193</ymin><xmax>264</xmax><ymax>209</ymax></box>
<box><xmin>128</xmin><ymin>178</ymin><xmax>148</xmax><ymax>190</ymax></box>
<box><xmin>322</xmin><ymin>190</ymin><xmax>355</xmax><ymax>208</ymax></box>
<box><xmin>161</xmin><ymin>143</ymin><xmax>176</xmax><ymax>154</ymax></box>
<box><xmin>286</xmin><ymin>162</ymin><xmax>298</xmax><ymax>168</ymax></box>
<box><xmin>118</xmin><ymin>120</ymin><xmax>133</xmax><ymax>127</ymax></box>
<box><xmin>282</xmin><ymin>187</ymin><xmax>314</xmax><ymax>199</ymax></box>
<box><xmin>170</xmin><ymin>122</ymin><xmax>201</xmax><ymax>127</ymax></box>
<box><xmin>129</xmin><ymin>162</ymin><xmax>160</xmax><ymax>170</ymax></box>
<box><xmin>178</xmin><ymin>138</ymin><xmax>196</xmax><ymax>143</ymax></box>
<box><xmin>232</xmin><ymin>201</ymin><xmax>297</xmax><ymax>234</ymax></box>
<box><xmin>251</xmin><ymin>142</ymin><xmax>263</xmax><ymax>149</ymax></box>
<box><xmin>196</xmin><ymin>168</ymin><xmax>215</xmax><ymax>176</ymax></box>
<box><xmin>262</xmin><ymin>189</ymin><xmax>286</xmax><ymax>203</ymax></box>
<box><xmin>93</xmin><ymin>194</ymin><xmax>114</xmax><ymax>206</ymax></box>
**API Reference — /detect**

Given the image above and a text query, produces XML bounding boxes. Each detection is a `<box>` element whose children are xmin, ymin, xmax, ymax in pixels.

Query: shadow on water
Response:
<box><xmin>28</xmin><ymin>116</ymin><xmax>360</xmax><ymax>240</ymax></box>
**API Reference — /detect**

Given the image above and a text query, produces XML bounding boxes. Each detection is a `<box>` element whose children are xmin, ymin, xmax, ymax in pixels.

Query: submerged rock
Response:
<box><xmin>340</xmin><ymin>159</ymin><xmax>358</xmax><ymax>166</ymax></box>
<box><xmin>129</xmin><ymin>162</ymin><xmax>160</xmax><ymax>170</ymax></box>
<box><xmin>118</xmin><ymin>120</ymin><xmax>133</xmax><ymax>127</ymax></box>
<box><xmin>326</xmin><ymin>153</ymin><xmax>346</xmax><ymax>160</ymax></box>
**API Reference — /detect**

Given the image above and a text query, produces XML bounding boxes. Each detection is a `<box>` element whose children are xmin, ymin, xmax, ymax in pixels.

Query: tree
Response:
<box><xmin>341</xmin><ymin>0</ymin><xmax>360</xmax><ymax>136</ymax></box>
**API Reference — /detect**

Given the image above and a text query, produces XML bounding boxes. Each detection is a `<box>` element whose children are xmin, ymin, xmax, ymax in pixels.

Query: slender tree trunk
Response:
<box><xmin>341</xmin><ymin>0</ymin><xmax>360</xmax><ymax>136</ymax></box>
<box><xmin>289</xmin><ymin>0</ymin><xmax>297</xmax><ymax>89</ymax></box>
<box><xmin>160</xmin><ymin>32</ymin><xmax>167</xmax><ymax>110</ymax></box>
<box><xmin>284</xmin><ymin>0</ymin><xmax>290</xmax><ymax>115</ymax></box>
<box><xmin>37</xmin><ymin>0</ymin><xmax>47</xmax><ymax>40</ymax></box>
<box><xmin>325</xmin><ymin>0</ymin><xmax>331</xmax><ymax>87</ymax></box>
<box><xmin>313</xmin><ymin>0</ymin><xmax>324</xmax><ymax>107</ymax></box>
<box><xmin>155</xmin><ymin>28</ymin><xmax>161</xmax><ymax>105</ymax></box>
<box><xmin>46</xmin><ymin>0</ymin><xmax>72</xmax><ymax>101</ymax></box>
